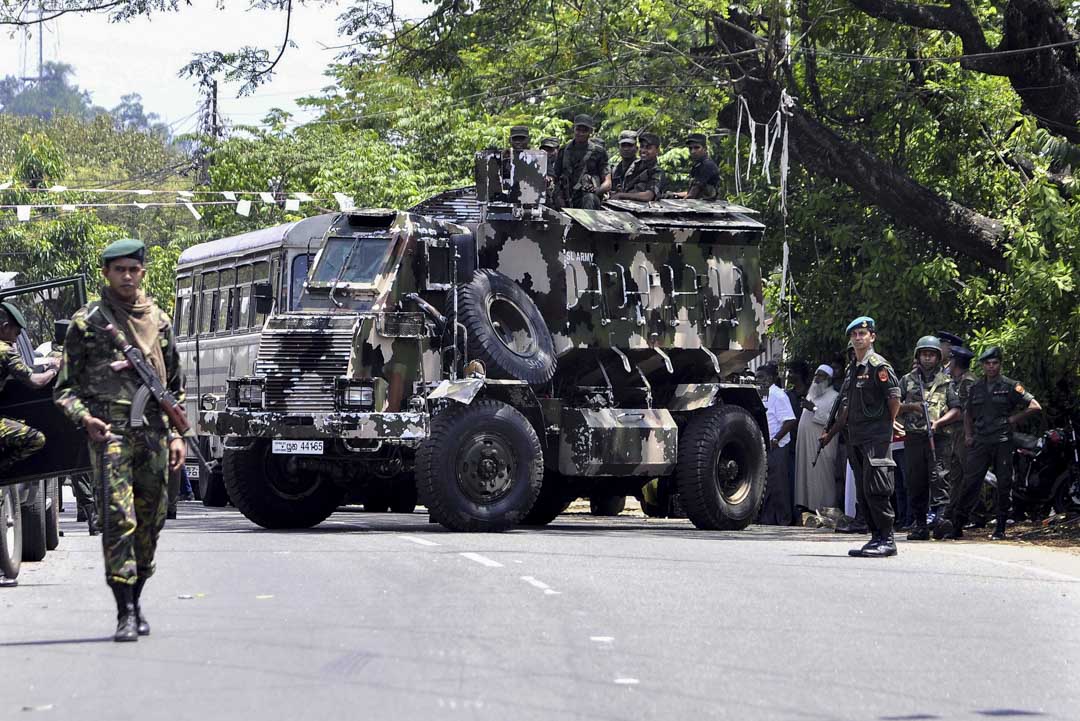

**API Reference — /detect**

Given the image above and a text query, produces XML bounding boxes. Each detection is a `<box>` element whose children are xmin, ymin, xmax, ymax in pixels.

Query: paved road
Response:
<box><xmin>2</xmin><ymin>501</ymin><xmax>1079</xmax><ymax>721</ymax></box>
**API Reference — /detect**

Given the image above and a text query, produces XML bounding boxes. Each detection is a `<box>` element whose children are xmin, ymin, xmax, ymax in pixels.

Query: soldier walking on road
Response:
<box><xmin>819</xmin><ymin>317</ymin><xmax>901</xmax><ymax>557</ymax></box>
<box><xmin>611</xmin><ymin>130</ymin><xmax>638</xmax><ymax>193</ymax></box>
<box><xmin>53</xmin><ymin>239</ymin><xmax>187</xmax><ymax>642</ymax></box>
<box><xmin>673</xmin><ymin>133</ymin><xmax>721</xmax><ymax>200</ymax></box>
<box><xmin>551</xmin><ymin>114</ymin><xmax>611</xmax><ymax>209</ymax></box>
<box><xmin>609</xmin><ymin>133</ymin><xmax>664</xmax><ymax>202</ymax></box>
<box><xmin>937</xmin><ymin>347</ymin><xmax>1041</xmax><ymax>541</ymax></box>
<box><xmin>897</xmin><ymin>336</ymin><xmax>961</xmax><ymax>540</ymax></box>
<box><xmin>0</xmin><ymin>301</ymin><xmax>60</xmax><ymax>476</ymax></box>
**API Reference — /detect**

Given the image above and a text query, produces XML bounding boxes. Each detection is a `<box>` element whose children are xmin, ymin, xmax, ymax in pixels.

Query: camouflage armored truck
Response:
<box><xmin>201</xmin><ymin>150</ymin><xmax>769</xmax><ymax>532</ymax></box>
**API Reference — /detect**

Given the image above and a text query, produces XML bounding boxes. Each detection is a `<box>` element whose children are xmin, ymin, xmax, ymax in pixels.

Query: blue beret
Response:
<box><xmin>845</xmin><ymin>316</ymin><xmax>876</xmax><ymax>334</ymax></box>
<box><xmin>101</xmin><ymin>238</ymin><xmax>146</xmax><ymax>265</ymax></box>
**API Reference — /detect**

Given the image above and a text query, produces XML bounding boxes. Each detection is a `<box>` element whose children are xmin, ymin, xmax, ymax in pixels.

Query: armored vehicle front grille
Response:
<box><xmin>255</xmin><ymin>328</ymin><xmax>353</xmax><ymax>413</ymax></box>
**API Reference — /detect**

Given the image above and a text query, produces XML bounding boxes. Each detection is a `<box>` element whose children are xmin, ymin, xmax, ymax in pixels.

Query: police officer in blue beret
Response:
<box><xmin>820</xmin><ymin>317</ymin><xmax>902</xmax><ymax>557</ymax></box>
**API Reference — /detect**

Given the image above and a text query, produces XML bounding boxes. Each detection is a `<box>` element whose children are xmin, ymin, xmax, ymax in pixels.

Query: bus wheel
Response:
<box><xmin>222</xmin><ymin>441</ymin><xmax>344</xmax><ymax>529</ymax></box>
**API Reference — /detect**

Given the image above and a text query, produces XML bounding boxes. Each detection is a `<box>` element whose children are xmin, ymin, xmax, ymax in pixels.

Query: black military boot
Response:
<box><xmin>132</xmin><ymin>577</ymin><xmax>150</xmax><ymax>636</ymax></box>
<box><xmin>906</xmin><ymin>525</ymin><xmax>930</xmax><ymax>541</ymax></box>
<box><xmin>989</xmin><ymin>518</ymin><xmax>1007</xmax><ymax>541</ymax></box>
<box><xmin>111</xmin><ymin>585</ymin><xmax>139</xmax><ymax>642</ymax></box>
<box><xmin>848</xmin><ymin>536</ymin><xmax>881</xmax><ymax>557</ymax></box>
<box><xmin>863</xmin><ymin>532</ymin><xmax>898</xmax><ymax>557</ymax></box>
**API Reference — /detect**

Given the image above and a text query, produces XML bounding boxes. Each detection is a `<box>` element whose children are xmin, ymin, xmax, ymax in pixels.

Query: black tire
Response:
<box><xmin>200</xmin><ymin>468</ymin><xmax>229</xmax><ymax>508</ymax></box>
<box><xmin>1</xmin><ymin>485</ymin><xmax>22</xmax><ymax>579</ymax></box>
<box><xmin>22</xmin><ymin>479</ymin><xmax>48</xmax><ymax>562</ymax></box>
<box><xmin>676</xmin><ymin>405</ymin><xmax>767</xmax><ymax>531</ymax></box>
<box><xmin>45</xmin><ymin>478</ymin><xmax>60</xmax><ymax>551</ymax></box>
<box><xmin>458</xmin><ymin>269</ymin><xmax>557</xmax><ymax>385</ymax></box>
<box><xmin>521</xmin><ymin>471</ymin><xmax>574</xmax><ymax>526</ymax></box>
<box><xmin>390</xmin><ymin>477</ymin><xmax>418</xmax><ymax>514</ymax></box>
<box><xmin>417</xmin><ymin>399</ymin><xmax>543</xmax><ymax>531</ymax></box>
<box><xmin>589</xmin><ymin>494</ymin><xmax>626</xmax><ymax>516</ymax></box>
<box><xmin>1053</xmin><ymin>471</ymin><xmax>1080</xmax><ymax>514</ymax></box>
<box><xmin>222</xmin><ymin>441</ymin><xmax>344</xmax><ymax>529</ymax></box>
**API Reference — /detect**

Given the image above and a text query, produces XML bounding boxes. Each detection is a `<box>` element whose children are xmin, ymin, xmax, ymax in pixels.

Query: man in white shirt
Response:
<box><xmin>755</xmin><ymin>362</ymin><xmax>797</xmax><ymax>525</ymax></box>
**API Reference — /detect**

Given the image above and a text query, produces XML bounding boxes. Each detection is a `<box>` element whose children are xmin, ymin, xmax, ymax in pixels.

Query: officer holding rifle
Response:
<box><xmin>54</xmin><ymin>239</ymin><xmax>187</xmax><ymax>642</ymax></box>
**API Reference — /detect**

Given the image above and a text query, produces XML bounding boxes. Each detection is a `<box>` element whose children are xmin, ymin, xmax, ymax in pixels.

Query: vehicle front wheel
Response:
<box><xmin>676</xmin><ymin>405</ymin><xmax>767</xmax><ymax>531</ymax></box>
<box><xmin>1</xmin><ymin>486</ymin><xmax>22</xmax><ymax>579</ymax></box>
<box><xmin>416</xmin><ymin>399</ymin><xmax>543</xmax><ymax>531</ymax></box>
<box><xmin>222</xmin><ymin>441</ymin><xmax>344</xmax><ymax>529</ymax></box>
<box><xmin>45</xmin><ymin>478</ymin><xmax>60</xmax><ymax>551</ymax></box>
<box><xmin>22</xmin><ymin>479</ymin><xmax>48</xmax><ymax>561</ymax></box>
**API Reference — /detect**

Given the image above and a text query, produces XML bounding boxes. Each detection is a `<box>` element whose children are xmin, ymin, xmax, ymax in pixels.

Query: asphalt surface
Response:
<box><xmin>2</xmin><ymin>499</ymin><xmax>1079</xmax><ymax>721</ymax></box>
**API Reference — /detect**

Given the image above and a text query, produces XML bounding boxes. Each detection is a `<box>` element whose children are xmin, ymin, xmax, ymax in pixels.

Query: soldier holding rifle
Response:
<box><xmin>54</xmin><ymin>239</ymin><xmax>187</xmax><ymax>642</ymax></box>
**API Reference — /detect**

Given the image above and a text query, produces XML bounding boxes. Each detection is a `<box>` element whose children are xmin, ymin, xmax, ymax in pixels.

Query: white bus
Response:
<box><xmin>174</xmin><ymin>214</ymin><xmax>336</xmax><ymax>503</ymax></box>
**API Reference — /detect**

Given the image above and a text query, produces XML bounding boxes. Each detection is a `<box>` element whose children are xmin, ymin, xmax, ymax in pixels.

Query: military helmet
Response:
<box><xmin>914</xmin><ymin>335</ymin><xmax>942</xmax><ymax>358</ymax></box>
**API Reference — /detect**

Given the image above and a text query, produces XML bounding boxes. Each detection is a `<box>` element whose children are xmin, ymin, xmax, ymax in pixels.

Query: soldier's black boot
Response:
<box><xmin>906</xmin><ymin>524</ymin><xmax>930</xmax><ymax>541</ymax></box>
<box><xmin>848</xmin><ymin>536</ymin><xmax>881</xmax><ymax>557</ymax></box>
<box><xmin>111</xmin><ymin>585</ymin><xmax>139</xmax><ymax>642</ymax></box>
<box><xmin>132</xmin><ymin>577</ymin><xmax>150</xmax><ymax>636</ymax></box>
<box><xmin>989</xmin><ymin>518</ymin><xmax>1007</xmax><ymax>541</ymax></box>
<box><xmin>863</xmin><ymin>532</ymin><xmax>898</xmax><ymax>557</ymax></box>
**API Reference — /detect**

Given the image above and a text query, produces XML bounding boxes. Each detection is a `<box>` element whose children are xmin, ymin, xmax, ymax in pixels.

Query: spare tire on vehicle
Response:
<box><xmin>457</xmin><ymin>269</ymin><xmax>556</xmax><ymax>385</ymax></box>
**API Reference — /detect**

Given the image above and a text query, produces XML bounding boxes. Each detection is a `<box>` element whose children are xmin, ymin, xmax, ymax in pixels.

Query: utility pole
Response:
<box><xmin>196</xmin><ymin>80</ymin><xmax>222</xmax><ymax>185</ymax></box>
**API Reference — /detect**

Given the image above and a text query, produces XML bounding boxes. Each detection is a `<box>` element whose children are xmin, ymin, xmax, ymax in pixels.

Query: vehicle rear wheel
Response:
<box><xmin>200</xmin><ymin>468</ymin><xmax>229</xmax><ymax>508</ymax></box>
<box><xmin>458</xmin><ymin>269</ymin><xmax>557</xmax><ymax>385</ymax></box>
<box><xmin>1</xmin><ymin>486</ymin><xmax>22</xmax><ymax>579</ymax></box>
<box><xmin>676</xmin><ymin>405</ymin><xmax>767</xmax><ymax>531</ymax></box>
<box><xmin>222</xmin><ymin>441</ymin><xmax>344</xmax><ymax>529</ymax></box>
<box><xmin>1054</xmin><ymin>470</ymin><xmax>1080</xmax><ymax>514</ymax></box>
<box><xmin>45</xmin><ymin>478</ymin><xmax>60</xmax><ymax>551</ymax></box>
<box><xmin>589</xmin><ymin>494</ymin><xmax>626</xmax><ymax>516</ymax></box>
<box><xmin>417</xmin><ymin>399</ymin><xmax>543</xmax><ymax>531</ymax></box>
<box><xmin>520</xmin><ymin>471</ymin><xmax>573</xmax><ymax>527</ymax></box>
<box><xmin>22</xmin><ymin>479</ymin><xmax>48</xmax><ymax>561</ymax></box>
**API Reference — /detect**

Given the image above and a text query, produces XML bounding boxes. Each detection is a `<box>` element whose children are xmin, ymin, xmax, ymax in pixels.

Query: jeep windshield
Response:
<box><xmin>308</xmin><ymin>235</ymin><xmax>393</xmax><ymax>287</ymax></box>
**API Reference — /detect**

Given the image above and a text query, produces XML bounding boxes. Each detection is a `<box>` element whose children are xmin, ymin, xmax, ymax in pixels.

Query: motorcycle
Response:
<box><xmin>1011</xmin><ymin>418</ymin><xmax>1080</xmax><ymax>519</ymax></box>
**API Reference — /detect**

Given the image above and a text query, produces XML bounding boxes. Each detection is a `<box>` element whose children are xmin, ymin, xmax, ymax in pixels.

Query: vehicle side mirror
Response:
<box><xmin>253</xmin><ymin>282</ymin><xmax>274</xmax><ymax>314</ymax></box>
<box><xmin>54</xmin><ymin>319</ymin><xmax>70</xmax><ymax>346</ymax></box>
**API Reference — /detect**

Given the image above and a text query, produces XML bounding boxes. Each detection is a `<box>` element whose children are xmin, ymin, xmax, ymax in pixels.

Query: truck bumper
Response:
<box><xmin>200</xmin><ymin>409</ymin><xmax>428</xmax><ymax>442</ymax></box>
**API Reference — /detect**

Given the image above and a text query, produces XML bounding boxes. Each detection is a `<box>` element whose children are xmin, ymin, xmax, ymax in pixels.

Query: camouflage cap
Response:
<box><xmin>539</xmin><ymin>137</ymin><xmax>560</xmax><ymax>150</ymax></box>
<box><xmin>978</xmin><ymin>346</ymin><xmax>1002</xmax><ymax>362</ymax></box>
<box><xmin>573</xmin><ymin>114</ymin><xmax>595</xmax><ymax>129</ymax></box>
<box><xmin>509</xmin><ymin>125</ymin><xmax>530</xmax><ymax>139</ymax></box>
<box><xmin>101</xmin><ymin>238</ymin><xmax>146</xmax><ymax>265</ymax></box>
<box><xmin>685</xmin><ymin>132</ymin><xmax>708</xmax><ymax>146</ymax></box>
<box><xmin>0</xmin><ymin>300</ymin><xmax>27</xmax><ymax>329</ymax></box>
<box><xmin>845</xmin><ymin>316</ymin><xmax>875</xmax><ymax>334</ymax></box>
<box><xmin>618</xmin><ymin>130</ymin><xmax>638</xmax><ymax>146</ymax></box>
<box><xmin>638</xmin><ymin>132</ymin><xmax>661</xmax><ymax>147</ymax></box>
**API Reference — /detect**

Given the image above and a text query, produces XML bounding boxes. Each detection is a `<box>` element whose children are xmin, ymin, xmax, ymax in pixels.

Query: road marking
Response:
<box><xmin>937</xmin><ymin>550</ymin><xmax>1080</xmax><ymax>582</ymax></box>
<box><xmin>401</xmin><ymin>535</ymin><xmax>440</xmax><ymax>547</ymax></box>
<box><xmin>520</xmin><ymin>576</ymin><xmax>562</xmax><ymax>594</ymax></box>
<box><xmin>255</xmin><ymin>594</ymin><xmax>274</xmax><ymax>600</ymax></box>
<box><xmin>614</xmin><ymin>678</ymin><xmax>640</xmax><ymax>685</ymax></box>
<box><xmin>460</xmin><ymin>552</ymin><xmax>503</xmax><ymax>568</ymax></box>
<box><xmin>590</xmin><ymin>636</ymin><xmax>614</xmax><ymax>643</ymax></box>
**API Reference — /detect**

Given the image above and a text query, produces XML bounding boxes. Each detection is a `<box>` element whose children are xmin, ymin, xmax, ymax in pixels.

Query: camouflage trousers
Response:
<box><xmin>0</xmin><ymin>416</ymin><xmax>45</xmax><ymax>473</ymax></box>
<box><xmin>88</xmin><ymin>429</ymin><xmax>168</xmax><ymax>587</ymax></box>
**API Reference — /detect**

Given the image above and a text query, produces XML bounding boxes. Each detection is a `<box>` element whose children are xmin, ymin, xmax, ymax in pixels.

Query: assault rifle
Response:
<box><xmin>917</xmin><ymin>373</ymin><xmax>939</xmax><ymax>482</ymax></box>
<box><xmin>88</xmin><ymin>304</ymin><xmax>211</xmax><ymax>480</ymax></box>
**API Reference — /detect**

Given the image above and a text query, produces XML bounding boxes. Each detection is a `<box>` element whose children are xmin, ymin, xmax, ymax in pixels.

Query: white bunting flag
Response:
<box><xmin>258</xmin><ymin>192</ymin><xmax>275</xmax><ymax>204</ymax></box>
<box><xmin>284</xmin><ymin>198</ymin><xmax>300</xmax><ymax>212</ymax></box>
<box><xmin>178</xmin><ymin>190</ymin><xmax>194</xmax><ymax>198</ymax></box>
<box><xmin>293</xmin><ymin>192</ymin><xmax>313</xmax><ymax>202</ymax></box>
<box><xmin>333</xmin><ymin>193</ymin><xmax>355</xmax><ymax>211</ymax></box>
<box><xmin>49</xmin><ymin>185</ymin><xmax>68</xmax><ymax>193</ymax></box>
<box><xmin>60</xmin><ymin>204</ymin><xmax>77</xmax><ymax>212</ymax></box>
<box><xmin>222</xmin><ymin>191</ymin><xmax>237</xmax><ymax>201</ymax></box>
<box><xmin>16</xmin><ymin>205</ymin><xmax>31</xmax><ymax>221</ymax></box>
<box><xmin>184</xmin><ymin>201</ymin><xmax>202</xmax><ymax>220</ymax></box>
<box><xmin>134</xmin><ymin>202</ymin><xmax>148</xmax><ymax>209</ymax></box>
<box><xmin>0</xmin><ymin>181</ymin><xmax>11</xmax><ymax>190</ymax></box>
<box><xmin>235</xmin><ymin>199</ymin><xmax>252</xmax><ymax>217</ymax></box>
<box><xmin>135</xmin><ymin>189</ymin><xmax>154</xmax><ymax>196</ymax></box>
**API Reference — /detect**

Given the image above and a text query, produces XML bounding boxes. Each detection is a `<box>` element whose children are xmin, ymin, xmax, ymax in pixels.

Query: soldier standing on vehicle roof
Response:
<box><xmin>819</xmin><ymin>317</ymin><xmax>901</xmax><ymax>557</ymax></box>
<box><xmin>609</xmin><ymin>133</ymin><xmax>664</xmax><ymax>202</ymax></box>
<box><xmin>550</xmin><ymin>114</ymin><xmax>611</xmax><ymax>209</ymax></box>
<box><xmin>611</xmin><ymin>130</ymin><xmax>638</xmax><ymax>193</ymax></box>
<box><xmin>937</xmin><ymin>346</ymin><xmax>1041</xmax><ymax>541</ymax></box>
<box><xmin>53</xmin><ymin>238</ymin><xmax>186</xmax><ymax>642</ymax></box>
<box><xmin>539</xmin><ymin>137</ymin><xmax>560</xmax><ymax>205</ymax></box>
<box><xmin>0</xmin><ymin>301</ymin><xmax>59</xmax><ymax>476</ymax></box>
<box><xmin>896</xmin><ymin>336</ymin><xmax>961</xmax><ymax>541</ymax></box>
<box><xmin>672</xmin><ymin>133</ymin><xmax>721</xmax><ymax>200</ymax></box>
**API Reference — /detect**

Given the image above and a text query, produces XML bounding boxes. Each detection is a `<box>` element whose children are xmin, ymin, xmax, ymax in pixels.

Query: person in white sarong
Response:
<box><xmin>794</xmin><ymin>365</ymin><xmax>841</xmax><ymax>512</ymax></box>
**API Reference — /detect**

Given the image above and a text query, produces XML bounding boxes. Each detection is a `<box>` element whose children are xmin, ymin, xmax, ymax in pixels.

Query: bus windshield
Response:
<box><xmin>308</xmin><ymin>236</ymin><xmax>392</xmax><ymax>286</ymax></box>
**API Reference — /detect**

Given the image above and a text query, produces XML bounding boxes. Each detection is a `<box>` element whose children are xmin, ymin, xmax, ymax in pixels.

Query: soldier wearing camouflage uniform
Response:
<box><xmin>674</xmin><ymin>133</ymin><xmax>721</xmax><ymax>200</ymax></box>
<box><xmin>539</xmin><ymin>137</ymin><xmax>560</xmax><ymax>206</ymax></box>
<box><xmin>550</xmin><ymin>114</ymin><xmax>611</xmax><ymax>209</ymax></box>
<box><xmin>611</xmin><ymin>130</ymin><xmax>638</xmax><ymax>193</ymax></box>
<box><xmin>896</xmin><ymin>336</ymin><xmax>961</xmax><ymax>540</ymax></box>
<box><xmin>820</xmin><ymin>317</ymin><xmax>901</xmax><ymax>557</ymax></box>
<box><xmin>609</xmin><ymin>132</ymin><xmax>664</xmax><ymax>202</ymax></box>
<box><xmin>0</xmin><ymin>301</ymin><xmax>60</xmax><ymax>476</ymax></box>
<box><xmin>54</xmin><ymin>239</ymin><xmax>186</xmax><ymax>642</ymax></box>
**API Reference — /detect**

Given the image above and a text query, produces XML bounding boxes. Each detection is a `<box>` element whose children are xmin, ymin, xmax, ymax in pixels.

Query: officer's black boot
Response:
<box><xmin>906</xmin><ymin>523</ymin><xmax>930</xmax><ymax>541</ymax></box>
<box><xmin>848</xmin><ymin>535</ymin><xmax>881</xmax><ymax>557</ymax></box>
<box><xmin>132</xmin><ymin>577</ymin><xmax>150</xmax><ymax>636</ymax></box>
<box><xmin>863</xmin><ymin>531</ymin><xmax>898</xmax><ymax>557</ymax></box>
<box><xmin>111</xmin><ymin>585</ymin><xmax>138</xmax><ymax>642</ymax></box>
<box><xmin>989</xmin><ymin>517</ymin><xmax>1007</xmax><ymax>541</ymax></box>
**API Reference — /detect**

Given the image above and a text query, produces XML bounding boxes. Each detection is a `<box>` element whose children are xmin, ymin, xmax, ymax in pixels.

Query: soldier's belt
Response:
<box><xmin>88</xmin><ymin>402</ymin><xmax>167</xmax><ymax>429</ymax></box>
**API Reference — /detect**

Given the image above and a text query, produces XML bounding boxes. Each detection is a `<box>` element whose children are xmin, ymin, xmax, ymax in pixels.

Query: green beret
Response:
<box><xmin>639</xmin><ymin>132</ymin><xmax>661</xmax><ymax>147</ymax></box>
<box><xmin>0</xmin><ymin>300</ymin><xmax>27</xmax><ymax>329</ymax></box>
<box><xmin>978</xmin><ymin>346</ymin><xmax>1002</xmax><ymax>362</ymax></box>
<box><xmin>686</xmin><ymin>132</ymin><xmax>708</xmax><ymax>146</ymax></box>
<box><xmin>101</xmin><ymin>238</ymin><xmax>146</xmax><ymax>266</ymax></box>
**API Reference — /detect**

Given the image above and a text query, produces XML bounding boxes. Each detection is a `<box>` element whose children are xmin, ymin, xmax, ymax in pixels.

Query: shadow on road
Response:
<box><xmin>0</xmin><ymin>636</ymin><xmax>113</xmax><ymax>648</ymax></box>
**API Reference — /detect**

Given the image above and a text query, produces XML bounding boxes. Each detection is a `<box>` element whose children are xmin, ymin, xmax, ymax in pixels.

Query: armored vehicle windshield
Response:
<box><xmin>308</xmin><ymin>234</ymin><xmax>393</xmax><ymax>287</ymax></box>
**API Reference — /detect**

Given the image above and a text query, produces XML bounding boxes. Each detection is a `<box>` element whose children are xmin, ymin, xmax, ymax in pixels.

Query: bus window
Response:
<box><xmin>251</xmin><ymin>260</ymin><xmax>270</xmax><ymax>328</ymax></box>
<box><xmin>217</xmin><ymin>269</ymin><xmax>235</xmax><ymax>332</ymax></box>
<box><xmin>236</xmin><ymin>265</ymin><xmax>253</xmax><ymax>331</ymax></box>
<box><xmin>290</xmin><ymin>254</ymin><xmax>313</xmax><ymax>310</ymax></box>
<box><xmin>174</xmin><ymin>276</ymin><xmax>192</xmax><ymax>336</ymax></box>
<box><xmin>200</xmin><ymin>271</ymin><xmax>218</xmax><ymax>334</ymax></box>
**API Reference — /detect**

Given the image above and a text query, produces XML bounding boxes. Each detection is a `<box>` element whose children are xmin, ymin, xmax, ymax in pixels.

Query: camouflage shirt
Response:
<box><xmin>552</xmin><ymin>140</ymin><xmax>609</xmax><ymax>189</ymax></box>
<box><xmin>621</xmin><ymin>157</ymin><xmax>665</xmax><ymax>200</ymax></box>
<box><xmin>843</xmin><ymin>350</ymin><xmax>901</xmax><ymax>444</ymax></box>
<box><xmin>898</xmin><ymin>367</ymin><xmax>960</xmax><ymax>435</ymax></box>
<box><xmin>611</xmin><ymin>157</ymin><xmax>636</xmax><ymax>193</ymax></box>
<box><xmin>0</xmin><ymin>340</ymin><xmax>33</xmax><ymax>395</ymax></box>
<box><xmin>966</xmin><ymin>375</ymin><xmax>1035</xmax><ymax>443</ymax></box>
<box><xmin>943</xmin><ymin>371</ymin><xmax>976</xmax><ymax>436</ymax></box>
<box><xmin>53</xmin><ymin>298</ymin><xmax>185</xmax><ymax>438</ymax></box>
<box><xmin>687</xmin><ymin>157</ymin><xmax>721</xmax><ymax>200</ymax></box>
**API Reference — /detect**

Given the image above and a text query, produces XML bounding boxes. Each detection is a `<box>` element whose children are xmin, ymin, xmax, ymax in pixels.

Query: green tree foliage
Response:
<box><xmin>0</xmin><ymin>63</ymin><xmax>105</xmax><ymax>120</ymax></box>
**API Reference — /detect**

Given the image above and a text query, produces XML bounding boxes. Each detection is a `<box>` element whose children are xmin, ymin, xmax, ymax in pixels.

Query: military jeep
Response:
<box><xmin>203</xmin><ymin>150</ymin><xmax>769</xmax><ymax>532</ymax></box>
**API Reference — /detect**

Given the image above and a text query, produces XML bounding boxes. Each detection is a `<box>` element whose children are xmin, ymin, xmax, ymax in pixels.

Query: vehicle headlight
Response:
<box><xmin>227</xmin><ymin>378</ymin><xmax>264</xmax><ymax>409</ymax></box>
<box><xmin>336</xmin><ymin>378</ymin><xmax>374</xmax><ymax>411</ymax></box>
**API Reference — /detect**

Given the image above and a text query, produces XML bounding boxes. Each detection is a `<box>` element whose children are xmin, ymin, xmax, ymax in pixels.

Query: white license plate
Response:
<box><xmin>185</xmin><ymin>463</ymin><xmax>200</xmax><ymax>479</ymax></box>
<box><xmin>272</xmin><ymin>440</ymin><xmax>324</xmax><ymax>455</ymax></box>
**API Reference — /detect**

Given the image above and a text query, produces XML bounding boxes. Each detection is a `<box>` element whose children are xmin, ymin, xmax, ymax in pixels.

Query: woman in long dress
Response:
<box><xmin>794</xmin><ymin>365</ymin><xmax>841</xmax><ymax>512</ymax></box>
